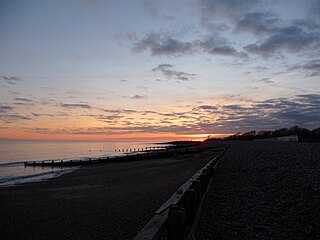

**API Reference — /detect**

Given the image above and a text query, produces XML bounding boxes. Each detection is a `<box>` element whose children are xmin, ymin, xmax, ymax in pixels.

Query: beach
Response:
<box><xmin>2</xmin><ymin>141</ymin><xmax>320</xmax><ymax>240</ymax></box>
<box><xmin>0</xmin><ymin>146</ymin><xmax>220</xmax><ymax>240</ymax></box>
<box><xmin>196</xmin><ymin>141</ymin><xmax>320</xmax><ymax>239</ymax></box>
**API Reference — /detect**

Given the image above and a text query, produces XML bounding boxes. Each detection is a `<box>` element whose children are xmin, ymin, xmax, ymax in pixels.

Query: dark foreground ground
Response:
<box><xmin>0</xmin><ymin>148</ymin><xmax>220</xmax><ymax>240</ymax></box>
<box><xmin>196</xmin><ymin>141</ymin><xmax>320</xmax><ymax>240</ymax></box>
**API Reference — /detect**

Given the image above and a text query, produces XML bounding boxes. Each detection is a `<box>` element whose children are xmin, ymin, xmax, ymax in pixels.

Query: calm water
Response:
<box><xmin>0</xmin><ymin>140</ymin><xmax>161</xmax><ymax>186</ymax></box>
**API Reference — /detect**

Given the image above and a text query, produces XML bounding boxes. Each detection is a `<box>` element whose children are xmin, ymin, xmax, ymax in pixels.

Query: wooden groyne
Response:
<box><xmin>133</xmin><ymin>148</ymin><xmax>227</xmax><ymax>240</ymax></box>
<box><xmin>24</xmin><ymin>144</ymin><xmax>207</xmax><ymax>168</ymax></box>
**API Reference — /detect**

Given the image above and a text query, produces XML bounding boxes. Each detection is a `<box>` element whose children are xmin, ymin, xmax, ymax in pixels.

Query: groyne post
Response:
<box><xmin>199</xmin><ymin>173</ymin><xmax>208</xmax><ymax>194</ymax></box>
<box><xmin>191</xmin><ymin>180</ymin><xmax>202</xmax><ymax>206</ymax></box>
<box><xmin>184</xmin><ymin>189</ymin><xmax>197</xmax><ymax>225</ymax></box>
<box><xmin>167</xmin><ymin>205</ymin><xmax>185</xmax><ymax>240</ymax></box>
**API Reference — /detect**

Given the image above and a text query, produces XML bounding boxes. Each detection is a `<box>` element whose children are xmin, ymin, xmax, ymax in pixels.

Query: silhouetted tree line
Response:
<box><xmin>207</xmin><ymin>126</ymin><xmax>320</xmax><ymax>142</ymax></box>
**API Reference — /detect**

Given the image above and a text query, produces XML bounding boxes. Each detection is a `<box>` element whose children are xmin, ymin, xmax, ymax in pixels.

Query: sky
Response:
<box><xmin>0</xmin><ymin>0</ymin><xmax>319</xmax><ymax>141</ymax></box>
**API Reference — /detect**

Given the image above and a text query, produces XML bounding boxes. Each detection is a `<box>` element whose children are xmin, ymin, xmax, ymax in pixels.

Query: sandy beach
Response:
<box><xmin>0</xmin><ymin>147</ymin><xmax>220</xmax><ymax>240</ymax></box>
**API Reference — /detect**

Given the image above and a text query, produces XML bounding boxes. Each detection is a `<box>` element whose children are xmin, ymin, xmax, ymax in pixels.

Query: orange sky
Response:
<box><xmin>0</xmin><ymin>128</ymin><xmax>228</xmax><ymax>142</ymax></box>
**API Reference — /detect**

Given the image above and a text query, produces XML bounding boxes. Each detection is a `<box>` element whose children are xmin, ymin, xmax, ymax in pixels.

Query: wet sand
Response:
<box><xmin>196</xmin><ymin>141</ymin><xmax>320</xmax><ymax>239</ymax></box>
<box><xmin>0</xmin><ymin>148</ymin><xmax>220</xmax><ymax>240</ymax></box>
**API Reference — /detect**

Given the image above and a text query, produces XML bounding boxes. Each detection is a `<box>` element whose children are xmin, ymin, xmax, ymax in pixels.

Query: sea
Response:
<box><xmin>0</xmin><ymin>140</ymin><xmax>163</xmax><ymax>186</ymax></box>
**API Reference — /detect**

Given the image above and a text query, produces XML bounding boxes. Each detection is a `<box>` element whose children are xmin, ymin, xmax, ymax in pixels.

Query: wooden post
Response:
<box><xmin>167</xmin><ymin>205</ymin><xmax>185</xmax><ymax>240</ymax></box>
<box><xmin>190</xmin><ymin>180</ymin><xmax>201</xmax><ymax>205</ymax></box>
<box><xmin>184</xmin><ymin>189</ymin><xmax>197</xmax><ymax>225</ymax></box>
<box><xmin>199</xmin><ymin>173</ymin><xmax>208</xmax><ymax>194</ymax></box>
<box><xmin>203</xmin><ymin>168</ymin><xmax>211</xmax><ymax>177</ymax></box>
<box><xmin>207</xmin><ymin>165</ymin><xmax>214</xmax><ymax>176</ymax></box>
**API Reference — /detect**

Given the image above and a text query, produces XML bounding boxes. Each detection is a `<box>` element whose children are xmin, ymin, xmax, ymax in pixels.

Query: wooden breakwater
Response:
<box><xmin>133</xmin><ymin>149</ymin><xmax>227</xmax><ymax>240</ymax></box>
<box><xmin>24</xmin><ymin>143</ymin><xmax>208</xmax><ymax>168</ymax></box>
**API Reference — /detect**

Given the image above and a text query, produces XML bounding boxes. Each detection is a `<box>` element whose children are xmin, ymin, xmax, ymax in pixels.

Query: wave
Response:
<box><xmin>0</xmin><ymin>168</ymin><xmax>76</xmax><ymax>186</ymax></box>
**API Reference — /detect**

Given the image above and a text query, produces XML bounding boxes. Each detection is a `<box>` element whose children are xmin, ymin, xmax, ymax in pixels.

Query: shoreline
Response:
<box><xmin>0</xmin><ymin>148</ymin><xmax>220</xmax><ymax>240</ymax></box>
<box><xmin>0</xmin><ymin>141</ymin><xmax>178</xmax><ymax>186</ymax></box>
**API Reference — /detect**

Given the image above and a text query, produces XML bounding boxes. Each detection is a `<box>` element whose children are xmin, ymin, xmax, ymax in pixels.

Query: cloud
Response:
<box><xmin>31</xmin><ymin>113</ymin><xmax>55</xmax><ymax>117</ymax></box>
<box><xmin>0</xmin><ymin>114</ymin><xmax>32</xmax><ymax>122</ymax></box>
<box><xmin>1</xmin><ymin>76</ymin><xmax>24</xmax><ymax>85</ymax></box>
<box><xmin>289</xmin><ymin>59</ymin><xmax>320</xmax><ymax>77</ymax></box>
<box><xmin>104</xmin><ymin>109</ymin><xmax>137</xmax><ymax>114</ymax></box>
<box><xmin>152</xmin><ymin>64</ymin><xmax>195</xmax><ymax>81</ymax></box>
<box><xmin>197</xmin><ymin>0</ymin><xmax>259</xmax><ymax>20</ymax></box>
<box><xmin>132</xmin><ymin>32</ymin><xmax>194</xmax><ymax>56</ymax></box>
<box><xmin>194</xmin><ymin>105</ymin><xmax>218</xmax><ymax>110</ymax></box>
<box><xmin>97</xmin><ymin>115</ymin><xmax>124</xmax><ymax>122</ymax></box>
<box><xmin>196</xmin><ymin>0</ymin><xmax>320</xmax><ymax>60</ymax></box>
<box><xmin>14</xmin><ymin>98</ymin><xmax>33</xmax><ymax>102</ymax></box>
<box><xmin>236</xmin><ymin>11</ymin><xmax>279</xmax><ymax>35</ymax></box>
<box><xmin>190</xmin><ymin>94</ymin><xmax>320</xmax><ymax>133</ymax></box>
<box><xmin>199</xmin><ymin>38</ymin><xmax>248</xmax><ymax>58</ymax></box>
<box><xmin>296</xmin><ymin>94</ymin><xmax>320</xmax><ymax>105</ymax></box>
<box><xmin>131</xmin><ymin>95</ymin><xmax>147</xmax><ymax>99</ymax></box>
<box><xmin>259</xmin><ymin>78</ymin><xmax>275</xmax><ymax>84</ymax></box>
<box><xmin>0</xmin><ymin>105</ymin><xmax>14</xmax><ymax>113</ymax></box>
<box><xmin>244</xmin><ymin>21</ymin><xmax>320</xmax><ymax>58</ymax></box>
<box><xmin>21</xmin><ymin>94</ymin><xmax>319</xmax><ymax>136</ymax></box>
<box><xmin>60</xmin><ymin>103</ymin><xmax>93</xmax><ymax>109</ymax></box>
<box><xmin>133</xmin><ymin>33</ymin><xmax>247</xmax><ymax>59</ymax></box>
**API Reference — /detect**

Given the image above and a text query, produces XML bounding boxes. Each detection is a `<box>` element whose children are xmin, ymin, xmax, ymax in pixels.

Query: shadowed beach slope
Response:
<box><xmin>196</xmin><ymin>141</ymin><xmax>320</xmax><ymax>240</ymax></box>
<box><xmin>0</xmin><ymin>148</ymin><xmax>220</xmax><ymax>240</ymax></box>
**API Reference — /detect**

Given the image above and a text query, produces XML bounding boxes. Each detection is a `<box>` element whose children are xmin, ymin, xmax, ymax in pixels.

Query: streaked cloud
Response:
<box><xmin>131</xmin><ymin>95</ymin><xmax>147</xmax><ymax>99</ymax></box>
<box><xmin>0</xmin><ymin>105</ymin><xmax>14</xmax><ymax>113</ymax></box>
<box><xmin>289</xmin><ymin>59</ymin><xmax>320</xmax><ymax>77</ymax></box>
<box><xmin>236</xmin><ymin>11</ymin><xmax>279</xmax><ymax>35</ymax></box>
<box><xmin>133</xmin><ymin>32</ymin><xmax>194</xmax><ymax>56</ymax></box>
<box><xmin>0</xmin><ymin>114</ymin><xmax>32</xmax><ymax>122</ymax></box>
<box><xmin>16</xmin><ymin>94</ymin><xmax>320</xmax><ymax>136</ymax></box>
<box><xmin>60</xmin><ymin>103</ymin><xmax>93</xmax><ymax>109</ymax></box>
<box><xmin>245</xmin><ymin>22</ymin><xmax>320</xmax><ymax>58</ymax></box>
<box><xmin>152</xmin><ymin>64</ymin><xmax>195</xmax><ymax>81</ymax></box>
<box><xmin>1</xmin><ymin>76</ymin><xmax>24</xmax><ymax>85</ymax></box>
<box><xmin>133</xmin><ymin>33</ymin><xmax>246</xmax><ymax>59</ymax></box>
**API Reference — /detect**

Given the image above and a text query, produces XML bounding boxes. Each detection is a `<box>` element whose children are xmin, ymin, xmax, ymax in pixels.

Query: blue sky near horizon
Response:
<box><xmin>0</xmin><ymin>0</ymin><xmax>319</xmax><ymax>140</ymax></box>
